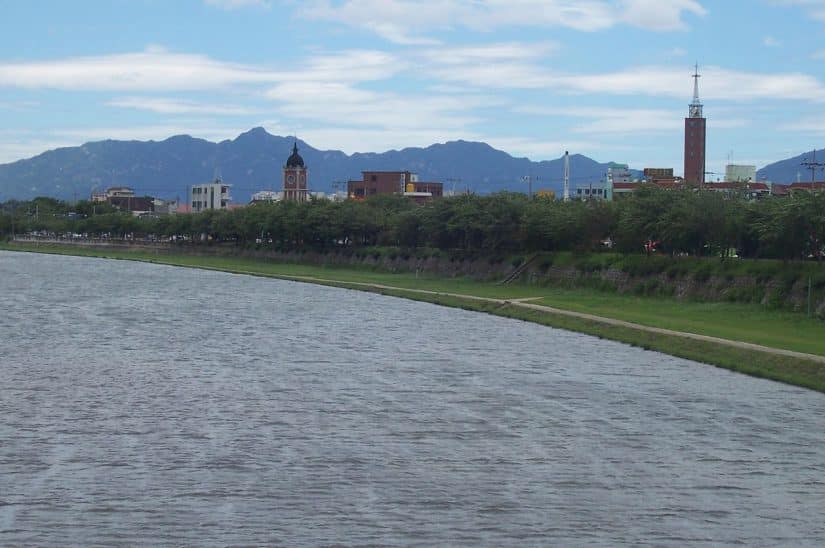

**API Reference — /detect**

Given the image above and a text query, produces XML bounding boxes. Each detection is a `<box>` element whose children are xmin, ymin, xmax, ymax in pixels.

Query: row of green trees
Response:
<box><xmin>2</xmin><ymin>188</ymin><xmax>824</xmax><ymax>260</ymax></box>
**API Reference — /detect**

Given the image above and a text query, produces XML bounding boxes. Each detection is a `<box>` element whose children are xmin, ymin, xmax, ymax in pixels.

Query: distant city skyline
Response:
<box><xmin>1</xmin><ymin>0</ymin><xmax>824</xmax><ymax>175</ymax></box>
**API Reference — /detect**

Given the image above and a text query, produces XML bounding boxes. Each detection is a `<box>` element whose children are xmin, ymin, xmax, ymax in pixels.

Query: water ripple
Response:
<box><xmin>1</xmin><ymin>250</ymin><xmax>824</xmax><ymax>546</ymax></box>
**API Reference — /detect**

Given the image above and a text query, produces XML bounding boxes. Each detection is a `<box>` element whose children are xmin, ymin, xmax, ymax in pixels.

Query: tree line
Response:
<box><xmin>2</xmin><ymin>187</ymin><xmax>824</xmax><ymax>261</ymax></box>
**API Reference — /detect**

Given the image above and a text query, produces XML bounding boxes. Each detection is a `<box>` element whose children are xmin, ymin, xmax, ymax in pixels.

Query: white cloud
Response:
<box><xmin>300</xmin><ymin>0</ymin><xmax>462</xmax><ymax>45</ymax></box>
<box><xmin>781</xmin><ymin>117</ymin><xmax>825</xmax><ymax>134</ymax></box>
<box><xmin>415</xmin><ymin>41</ymin><xmax>559</xmax><ymax>90</ymax></box>
<box><xmin>266</xmin><ymin>81</ymin><xmax>490</xmax><ymax>130</ymax></box>
<box><xmin>428</xmin><ymin>62</ymin><xmax>555</xmax><ymax>89</ymax></box>
<box><xmin>771</xmin><ymin>0</ymin><xmax>825</xmax><ymax>22</ymax></box>
<box><xmin>299</xmin><ymin>0</ymin><xmax>705</xmax><ymax>44</ymax></box>
<box><xmin>106</xmin><ymin>97</ymin><xmax>260</xmax><ymax>115</ymax></box>
<box><xmin>519</xmin><ymin>106</ymin><xmax>684</xmax><ymax>133</ymax></box>
<box><xmin>0</xmin><ymin>100</ymin><xmax>39</xmax><ymax>111</ymax></box>
<box><xmin>0</xmin><ymin>139</ymin><xmax>76</xmax><ymax>164</ymax></box>
<box><xmin>618</xmin><ymin>0</ymin><xmax>706</xmax><ymax>30</ymax></box>
<box><xmin>300</xmin><ymin>49</ymin><xmax>402</xmax><ymax>82</ymax></box>
<box><xmin>558</xmin><ymin>66</ymin><xmax>825</xmax><ymax>102</ymax></box>
<box><xmin>0</xmin><ymin>48</ymin><xmax>399</xmax><ymax>92</ymax></box>
<box><xmin>429</xmin><ymin>61</ymin><xmax>825</xmax><ymax>102</ymax></box>
<box><xmin>420</xmin><ymin>42</ymin><xmax>558</xmax><ymax>65</ymax></box>
<box><xmin>204</xmin><ymin>0</ymin><xmax>270</xmax><ymax>9</ymax></box>
<box><xmin>261</xmin><ymin>47</ymin><xmax>499</xmax><ymax>133</ymax></box>
<box><xmin>0</xmin><ymin>49</ymin><xmax>279</xmax><ymax>91</ymax></box>
<box><xmin>763</xmin><ymin>35</ymin><xmax>782</xmax><ymax>47</ymax></box>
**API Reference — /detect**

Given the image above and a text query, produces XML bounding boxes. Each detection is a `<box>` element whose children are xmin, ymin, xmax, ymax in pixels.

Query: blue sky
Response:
<box><xmin>1</xmin><ymin>0</ymin><xmax>824</xmax><ymax>178</ymax></box>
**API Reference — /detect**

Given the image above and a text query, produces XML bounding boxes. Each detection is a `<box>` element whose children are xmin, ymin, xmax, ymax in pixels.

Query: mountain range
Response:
<box><xmin>756</xmin><ymin>148</ymin><xmax>825</xmax><ymax>184</ymax></box>
<box><xmin>0</xmin><ymin>127</ymin><xmax>818</xmax><ymax>203</ymax></box>
<box><xmin>0</xmin><ymin>128</ymin><xmax>622</xmax><ymax>203</ymax></box>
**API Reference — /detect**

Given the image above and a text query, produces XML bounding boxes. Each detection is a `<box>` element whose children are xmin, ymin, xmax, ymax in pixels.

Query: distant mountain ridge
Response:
<box><xmin>757</xmin><ymin>148</ymin><xmax>825</xmax><ymax>184</ymax></box>
<box><xmin>0</xmin><ymin>128</ymin><xmax>613</xmax><ymax>202</ymax></box>
<box><xmin>0</xmin><ymin>127</ymin><xmax>815</xmax><ymax>203</ymax></box>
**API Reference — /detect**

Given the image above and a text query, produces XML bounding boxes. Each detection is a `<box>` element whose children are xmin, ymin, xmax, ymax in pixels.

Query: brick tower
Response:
<box><xmin>684</xmin><ymin>64</ymin><xmax>706</xmax><ymax>185</ymax></box>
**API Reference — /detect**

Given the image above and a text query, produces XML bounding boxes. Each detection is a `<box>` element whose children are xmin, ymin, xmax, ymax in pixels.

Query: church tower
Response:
<box><xmin>283</xmin><ymin>142</ymin><xmax>309</xmax><ymax>202</ymax></box>
<box><xmin>684</xmin><ymin>64</ymin><xmax>706</xmax><ymax>185</ymax></box>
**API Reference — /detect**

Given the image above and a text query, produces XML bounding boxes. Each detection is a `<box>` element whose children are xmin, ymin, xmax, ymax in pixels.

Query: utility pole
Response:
<box><xmin>801</xmin><ymin>150</ymin><xmax>824</xmax><ymax>184</ymax></box>
<box><xmin>521</xmin><ymin>173</ymin><xmax>540</xmax><ymax>198</ymax></box>
<box><xmin>445</xmin><ymin>178</ymin><xmax>461</xmax><ymax>196</ymax></box>
<box><xmin>563</xmin><ymin>151</ymin><xmax>570</xmax><ymax>202</ymax></box>
<box><xmin>331</xmin><ymin>180</ymin><xmax>347</xmax><ymax>199</ymax></box>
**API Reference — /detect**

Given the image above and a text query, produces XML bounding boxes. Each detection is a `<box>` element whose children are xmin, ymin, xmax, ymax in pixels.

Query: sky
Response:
<box><xmin>0</xmin><ymin>0</ymin><xmax>824</xmax><ymax>178</ymax></box>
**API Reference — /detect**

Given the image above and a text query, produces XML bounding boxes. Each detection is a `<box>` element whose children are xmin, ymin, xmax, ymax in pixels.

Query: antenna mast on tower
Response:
<box><xmin>563</xmin><ymin>151</ymin><xmax>570</xmax><ymax>202</ymax></box>
<box><xmin>689</xmin><ymin>63</ymin><xmax>703</xmax><ymax>118</ymax></box>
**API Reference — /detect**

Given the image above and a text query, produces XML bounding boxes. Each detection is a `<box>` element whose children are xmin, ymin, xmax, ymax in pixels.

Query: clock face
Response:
<box><xmin>287</xmin><ymin>174</ymin><xmax>295</xmax><ymax>184</ymax></box>
<box><xmin>299</xmin><ymin>174</ymin><xmax>305</xmax><ymax>183</ymax></box>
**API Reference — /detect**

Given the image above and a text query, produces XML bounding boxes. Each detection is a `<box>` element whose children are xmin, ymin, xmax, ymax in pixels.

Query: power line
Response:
<box><xmin>801</xmin><ymin>150</ymin><xmax>825</xmax><ymax>183</ymax></box>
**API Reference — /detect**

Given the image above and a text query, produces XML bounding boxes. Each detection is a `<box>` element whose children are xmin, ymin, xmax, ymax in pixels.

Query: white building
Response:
<box><xmin>607</xmin><ymin>164</ymin><xmax>633</xmax><ymax>185</ymax></box>
<box><xmin>91</xmin><ymin>186</ymin><xmax>135</xmax><ymax>202</ymax></box>
<box><xmin>191</xmin><ymin>178</ymin><xmax>231</xmax><ymax>213</ymax></box>
<box><xmin>251</xmin><ymin>190</ymin><xmax>282</xmax><ymax>203</ymax></box>
<box><xmin>574</xmin><ymin>184</ymin><xmax>609</xmax><ymax>201</ymax></box>
<box><xmin>725</xmin><ymin>164</ymin><xmax>756</xmax><ymax>183</ymax></box>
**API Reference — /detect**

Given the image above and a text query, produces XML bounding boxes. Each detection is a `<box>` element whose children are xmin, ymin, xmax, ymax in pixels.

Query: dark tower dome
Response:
<box><xmin>285</xmin><ymin>142</ymin><xmax>305</xmax><ymax>168</ymax></box>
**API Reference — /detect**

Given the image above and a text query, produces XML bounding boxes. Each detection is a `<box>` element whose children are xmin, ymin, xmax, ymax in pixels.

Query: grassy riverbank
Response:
<box><xmin>5</xmin><ymin>241</ymin><xmax>825</xmax><ymax>393</ymax></box>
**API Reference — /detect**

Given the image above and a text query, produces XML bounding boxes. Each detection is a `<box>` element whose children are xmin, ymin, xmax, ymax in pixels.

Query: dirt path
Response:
<box><xmin>278</xmin><ymin>274</ymin><xmax>825</xmax><ymax>365</ymax></box>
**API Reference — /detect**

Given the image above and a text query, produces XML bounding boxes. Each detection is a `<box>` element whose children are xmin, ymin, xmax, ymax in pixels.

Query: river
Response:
<box><xmin>1</xmin><ymin>250</ymin><xmax>824</xmax><ymax>546</ymax></box>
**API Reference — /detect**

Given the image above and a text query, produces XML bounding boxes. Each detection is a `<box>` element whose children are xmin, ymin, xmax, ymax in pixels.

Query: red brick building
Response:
<box><xmin>347</xmin><ymin>171</ymin><xmax>442</xmax><ymax>203</ymax></box>
<box><xmin>788</xmin><ymin>182</ymin><xmax>825</xmax><ymax>192</ymax></box>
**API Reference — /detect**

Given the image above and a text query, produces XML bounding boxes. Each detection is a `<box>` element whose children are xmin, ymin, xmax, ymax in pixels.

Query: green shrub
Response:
<box><xmin>693</xmin><ymin>264</ymin><xmax>713</xmax><ymax>283</ymax></box>
<box><xmin>764</xmin><ymin>287</ymin><xmax>788</xmax><ymax>310</ymax></box>
<box><xmin>575</xmin><ymin>255</ymin><xmax>607</xmax><ymax>273</ymax></box>
<box><xmin>658</xmin><ymin>284</ymin><xmax>676</xmax><ymax>297</ymax></box>
<box><xmin>779</xmin><ymin>270</ymin><xmax>800</xmax><ymax>291</ymax></box>
<box><xmin>812</xmin><ymin>273</ymin><xmax>825</xmax><ymax>290</ymax></box>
